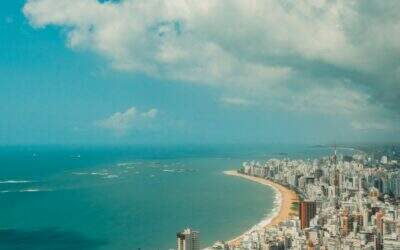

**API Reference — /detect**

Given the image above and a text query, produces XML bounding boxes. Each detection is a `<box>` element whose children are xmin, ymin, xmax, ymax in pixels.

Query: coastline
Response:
<box><xmin>223</xmin><ymin>170</ymin><xmax>299</xmax><ymax>247</ymax></box>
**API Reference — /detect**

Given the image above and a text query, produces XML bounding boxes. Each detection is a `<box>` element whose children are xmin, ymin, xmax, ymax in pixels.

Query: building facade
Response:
<box><xmin>177</xmin><ymin>228</ymin><xmax>200</xmax><ymax>250</ymax></box>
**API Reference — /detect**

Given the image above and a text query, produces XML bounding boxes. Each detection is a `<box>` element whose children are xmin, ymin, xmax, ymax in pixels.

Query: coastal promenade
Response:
<box><xmin>223</xmin><ymin>170</ymin><xmax>299</xmax><ymax>247</ymax></box>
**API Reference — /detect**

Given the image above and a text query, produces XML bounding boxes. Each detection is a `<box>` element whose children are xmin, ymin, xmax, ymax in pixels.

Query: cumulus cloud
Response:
<box><xmin>23</xmin><ymin>0</ymin><xmax>400</xmax><ymax>131</ymax></box>
<box><xmin>95</xmin><ymin>107</ymin><xmax>158</xmax><ymax>134</ymax></box>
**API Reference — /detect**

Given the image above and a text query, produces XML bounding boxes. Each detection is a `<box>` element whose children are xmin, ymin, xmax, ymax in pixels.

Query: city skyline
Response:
<box><xmin>1</xmin><ymin>1</ymin><xmax>400</xmax><ymax>145</ymax></box>
<box><xmin>228</xmin><ymin>148</ymin><xmax>400</xmax><ymax>249</ymax></box>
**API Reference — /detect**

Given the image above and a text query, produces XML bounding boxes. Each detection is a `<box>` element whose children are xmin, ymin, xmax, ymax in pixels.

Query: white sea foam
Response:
<box><xmin>72</xmin><ymin>172</ymin><xmax>89</xmax><ymax>175</ymax></box>
<box><xmin>20</xmin><ymin>188</ymin><xmax>41</xmax><ymax>192</ymax></box>
<box><xmin>0</xmin><ymin>180</ymin><xmax>32</xmax><ymax>184</ymax></box>
<box><xmin>117</xmin><ymin>162</ymin><xmax>137</xmax><ymax>167</ymax></box>
<box><xmin>90</xmin><ymin>172</ymin><xmax>109</xmax><ymax>176</ymax></box>
<box><xmin>163</xmin><ymin>169</ymin><xmax>175</xmax><ymax>172</ymax></box>
<box><xmin>248</xmin><ymin>186</ymin><xmax>282</xmax><ymax>232</ymax></box>
<box><xmin>0</xmin><ymin>188</ymin><xmax>52</xmax><ymax>194</ymax></box>
<box><xmin>103</xmin><ymin>174</ymin><xmax>119</xmax><ymax>179</ymax></box>
<box><xmin>162</xmin><ymin>168</ymin><xmax>195</xmax><ymax>173</ymax></box>
<box><xmin>222</xmin><ymin>175</ymin><xmax>284</xmax><ymax>247</ymax></box>
<box><xmin>74</xmin><ymin>171</ymin><xmax>112</xmax><ymax>176</ymax></box>
<box><xmin>21</xmin><ymin>188</ymin><xmax>53</xmax><ymax>193</ymax></box>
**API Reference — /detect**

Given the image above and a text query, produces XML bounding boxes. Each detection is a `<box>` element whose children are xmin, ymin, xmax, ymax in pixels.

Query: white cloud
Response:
<box><xmin>95</xmin><ymin>107</ymin><xmax>158</xmax><ymax>135</ymax></box>
<box><xmin>24</xmin><ymin>0</ymin><xmax>356</xmax><ymax>85</ymax></box>
<box><xmin>23</xmin><ymin>0</ymin><xmax>400</xmax><ymax>132</ymax></box>
<box><xmin>23</xmin><ymin>0</ymin><xmax>395</xmax><ymax>75</ymax></box>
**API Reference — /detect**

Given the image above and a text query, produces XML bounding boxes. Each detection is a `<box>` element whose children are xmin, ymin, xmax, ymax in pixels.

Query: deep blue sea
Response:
<box><xmin>0</xmin><ymin>145</ymin><xmax>343</xmax><ymax>250</ymax></box>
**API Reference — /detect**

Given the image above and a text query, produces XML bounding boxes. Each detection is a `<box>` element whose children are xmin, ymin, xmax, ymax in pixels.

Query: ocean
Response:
<box><xmin>0</xmin><ymin>145</ymin><xmax>342</xmax><ymax>250</ymax></box>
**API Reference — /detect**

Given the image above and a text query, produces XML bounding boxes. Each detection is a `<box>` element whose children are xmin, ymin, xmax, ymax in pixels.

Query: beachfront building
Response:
<box><xmin>299</xmin><ymin>201</ymin><xmax>316</xmax><ymax>229</ymax></box>
<box><xmin>211</xmin><ymin>148</ymin><xmax>400</xmax><ymax>249</ymax></box>
<box><xmin>177</xmin><ymin>228</ymin><xmax>200</xmax><ymax>250</ymax></box>
<box><xmin>210</xmin><ymin>241</ymin><xmax>229</xmax><ymax>250</ymax></box>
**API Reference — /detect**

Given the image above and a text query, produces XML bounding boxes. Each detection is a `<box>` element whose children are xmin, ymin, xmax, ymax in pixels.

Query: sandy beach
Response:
<box><xmin>223</xmin><ymin>170</ymin><xmax>299</xmax><ymax>247</ymax></box>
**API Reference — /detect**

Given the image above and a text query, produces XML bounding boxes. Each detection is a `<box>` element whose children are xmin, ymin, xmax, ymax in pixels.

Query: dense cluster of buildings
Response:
<box><xmin>210</xmin><ymin>149</ymin><xmax>400</xmax><ymax>249</ymax></box>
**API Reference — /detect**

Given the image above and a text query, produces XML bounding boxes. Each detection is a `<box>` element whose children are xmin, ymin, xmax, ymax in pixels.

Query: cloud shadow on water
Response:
<box><xmin>0</xmin><ymin>228</ymin><xmax>107</xmax><ymax>250</ymax></box>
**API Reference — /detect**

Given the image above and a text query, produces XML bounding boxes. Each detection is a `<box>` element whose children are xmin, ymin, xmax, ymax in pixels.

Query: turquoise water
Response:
<box><xmin>0</xmin><ymin>145</ymin><xmax>340</xmax><ymax>249</ymax></box>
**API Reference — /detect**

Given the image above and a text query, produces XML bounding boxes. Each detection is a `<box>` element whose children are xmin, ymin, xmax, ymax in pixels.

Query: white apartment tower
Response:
<box><xmin>176</xmin><ymin>228</ymin><xmax>200</xmax><ymax>250</ymax></box>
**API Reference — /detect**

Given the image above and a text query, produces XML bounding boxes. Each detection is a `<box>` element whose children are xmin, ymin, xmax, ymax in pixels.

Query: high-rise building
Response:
<box><xmin>376</xmin><ymin>211</ymin><xmax>384</xmax><ymax>234</ymax></box>
<box><xmin>299</xmin><ymin>201</ymin><xmax>317</xmax><ymax>229</ymax></box>
<box><xmin>176</xmin><ymin>228</ymin><xmax>200</xmax><ymax>250</ymax></box>
<box><xmin>381</xmin><ymin>156</ymin><xmax>388</xmax><ymax>165</ymax></box>
<box><xmin>340</xmin><ymin>208</ymin><xmax>353</xmax><ymax>236</ymax></box>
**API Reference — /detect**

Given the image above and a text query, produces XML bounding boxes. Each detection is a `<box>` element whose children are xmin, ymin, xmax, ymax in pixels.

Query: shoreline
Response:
<box><xmin>223</xmin><ymin>170</ymin><xmax>299</xmax><ymax>247</ymax></box>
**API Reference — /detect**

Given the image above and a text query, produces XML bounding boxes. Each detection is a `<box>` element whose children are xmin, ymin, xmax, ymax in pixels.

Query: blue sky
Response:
<box><xmin>1</xmin><ymin>0</ymin><xmax>399</xmax><ymax>145</ymax></box>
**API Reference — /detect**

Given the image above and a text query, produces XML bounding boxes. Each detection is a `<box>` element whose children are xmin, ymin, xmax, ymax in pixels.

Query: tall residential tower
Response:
<box><xmin>176</xmin><ymin>228</ymin><xmax>200</xmax><ymax>250</ymax></box>
<box><xmin>299</xmin><ymin>201</ymin><xmax>317</xmax><ymax>229</ymax></box>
